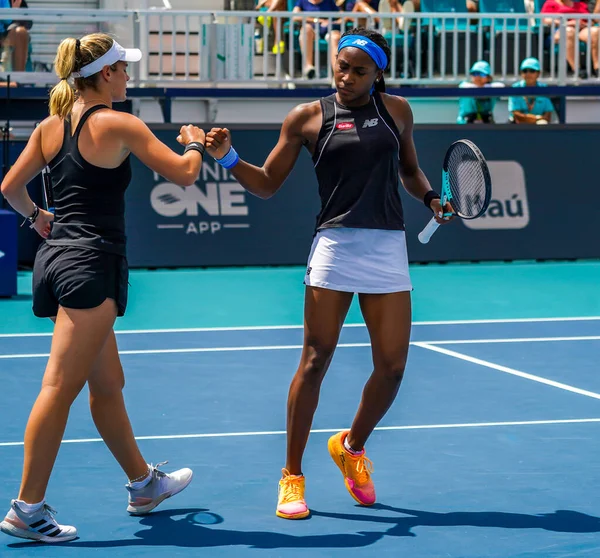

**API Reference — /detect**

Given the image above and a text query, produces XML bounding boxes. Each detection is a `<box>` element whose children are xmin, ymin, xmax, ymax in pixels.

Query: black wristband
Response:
<box><xmin>184</xmin><ymin>142</ymin><xmax>205</xmax><ymax>157</ymax></box>
<box><xmin>21</xmin><ymin>204</ymin><xmax>39</xmax><ymax>228</ymax></box>
<box><xmin>423</xmin><ymin>190</ymin><xmax>441</xmax><ymax>211</ymax></box>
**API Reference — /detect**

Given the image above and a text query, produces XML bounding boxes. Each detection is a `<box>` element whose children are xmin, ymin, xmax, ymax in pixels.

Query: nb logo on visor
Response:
<box><xmin>353</xmin><ymin>39</ymin><xmax>368</xmax><ymax>46</ymax></box>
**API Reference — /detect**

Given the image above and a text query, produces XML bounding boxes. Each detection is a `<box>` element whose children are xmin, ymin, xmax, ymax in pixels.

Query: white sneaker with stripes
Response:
<box><xmin>0</xmin><ymin>500</ymin><xmax>77</xmax><ymax>543</ymax></box>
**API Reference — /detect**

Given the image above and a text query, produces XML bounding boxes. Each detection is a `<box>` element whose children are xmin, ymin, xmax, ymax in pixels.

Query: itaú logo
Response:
<box><xmin>463</xmin><ymin>161</ymin><xmax>530</xmax><ymax>230</ymax></box>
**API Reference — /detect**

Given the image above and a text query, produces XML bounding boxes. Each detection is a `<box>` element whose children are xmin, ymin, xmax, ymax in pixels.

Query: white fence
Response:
<box><xmin>0</xmin><ymin>8</ymin><xmax>599</xmax><ymax>87</ymax></box>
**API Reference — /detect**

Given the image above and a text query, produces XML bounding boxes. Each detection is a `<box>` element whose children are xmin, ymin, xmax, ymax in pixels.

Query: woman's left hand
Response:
<box><xmin>430</xmin><ymin>199</ymin><xmax>455</xmax><ymax>225</ymax></box>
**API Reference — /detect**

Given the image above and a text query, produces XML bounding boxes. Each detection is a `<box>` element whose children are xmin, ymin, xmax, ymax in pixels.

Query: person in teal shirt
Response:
<box><xmin>457</xmin><ymin>61</ymin><xmax>504</xmax><ymax>124</ymax></box>
<box><xmin>509</xmin><ymin>57</ymin><xmax>554</xmax><ymax>124</ymax></box>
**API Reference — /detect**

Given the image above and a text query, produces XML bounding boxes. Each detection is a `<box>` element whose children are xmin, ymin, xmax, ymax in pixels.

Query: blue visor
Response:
<box><xmin>337</xmin><ymin>35</ymin><xmax>388</xmax><ymax>70</ymax></box>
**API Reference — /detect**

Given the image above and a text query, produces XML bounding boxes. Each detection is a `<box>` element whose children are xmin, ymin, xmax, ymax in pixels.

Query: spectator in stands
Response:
<box><xmin>335</xmin><ymin>0</ymin><xmax>411</xmax><ymax>30</ymax></box>
<box><xmin>256</xmin><ymin>0</ymin><xmax>286</xmax><ymax>54</ymax></box>
<box><xmin>0</xmin><ymin>0</ymin><xmax>31</xmax><ymax>72</ymax></box>
<box><xmin>541</xmin><ymin>0</ymin><xmax>599</xmax><ymax>77</ymax></box>
<box><xmin>592</xmin><ymin>0</ymin><xmax>600</xmax><ymax>22</ymax></box>
<box><xmin>509</xmin><ymin>57</ymin><xmax>554</xmax><ymax>124</ymax></box>
<box><xmin>457</xmin><ymin>60</ymin><xmax>505</xmax><ymax>124</ymax></box>
<box><xmin>336</xmin><ymin>0</ymin><xmax>379</xmax><ymax>12</ymax></box>
<box><xmin>293</xmin><ymin>0</ymin><xmax>342</xmax><ymax>79</ymax></box>
<box><xmin>467</xmin><ymin>0</ymin><xmax>478</xmax><ymax>12</ymax></box>
<box><xmin>585</xmin><ymin>0</ymin><xmax>600</xmax><ymax>12</ymax></box>
<box><xmin>344</xmin><ymin>0</ymin><xmax>419</xmax><ymax>13</ymax></box>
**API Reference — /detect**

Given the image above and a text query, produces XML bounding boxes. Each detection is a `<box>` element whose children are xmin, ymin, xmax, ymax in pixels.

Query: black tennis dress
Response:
<box><xmin>32</xmin><ymin>105</ymin><xmax>131</xmax><ymax>317</ymax></box>
<box><xmin>304</xmin><ymin>91</ymin><xmax>412</xmax><ymax>294</ymax></box>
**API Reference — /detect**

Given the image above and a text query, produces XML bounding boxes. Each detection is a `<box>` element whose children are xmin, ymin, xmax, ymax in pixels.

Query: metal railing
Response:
<box><xmin>1</xmin><ymin>8</ymin><xmax>599</xmax><ymax>87</ymax></box>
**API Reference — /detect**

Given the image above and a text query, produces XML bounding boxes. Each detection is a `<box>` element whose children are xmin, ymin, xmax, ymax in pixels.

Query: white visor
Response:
<box><xmin>74</xmin><ymin>40</ymin><xmax>142</xmax><ymax>78</ymax></box>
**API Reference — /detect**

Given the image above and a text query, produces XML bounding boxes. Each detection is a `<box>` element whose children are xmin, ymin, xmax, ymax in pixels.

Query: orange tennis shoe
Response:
<box><xmin>327</xmin><ymin>431</ymin><xmax>376</xmax><ymax>506</ymax></box>
<box><xmin>276</xmin><ymin>469</ymin><xmax>310</xmax><ymax>519</ymax></box>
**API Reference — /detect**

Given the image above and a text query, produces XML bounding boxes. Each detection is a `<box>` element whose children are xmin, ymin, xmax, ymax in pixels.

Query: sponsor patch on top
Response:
<box><xmin>336</xmin><ymin>121</ymin><xmax>355</xmax><ymax>131</ymax></box>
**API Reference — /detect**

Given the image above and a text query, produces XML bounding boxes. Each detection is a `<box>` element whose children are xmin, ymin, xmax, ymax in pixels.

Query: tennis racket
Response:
<box><xmin>41</xmin><ymin>164</ymin><xmax>54</xmax><ymax>213</ymax></box>
<box><xmin>418</xmin><ymin>139</ymin><xmax>491</xmax><ymax>244</ymax></box>
<box><xmin>35</xmin><ymin>122</ymin><xmax>54</xmax><ymax>213</ymax></box>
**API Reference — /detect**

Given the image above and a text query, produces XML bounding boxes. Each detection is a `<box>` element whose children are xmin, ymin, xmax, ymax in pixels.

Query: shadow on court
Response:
<box><xmin>7</xmin><ymin>505</ymin><xmax>600</xmax><ymax>550</ymax></box>
<box><xmin>312</xmin><ymin>504</ymin><xmax>600</xmax><ymax>537</ymax></box>
<box><xmin>6</xmin><ymin>507</ymin><xmax>382</xmax><ymax>550</ymax></box>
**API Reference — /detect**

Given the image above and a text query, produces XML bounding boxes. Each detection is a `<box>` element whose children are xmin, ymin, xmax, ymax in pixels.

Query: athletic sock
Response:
<box><xmin>344</xmin><ymin>436</ymin><xmax>364</xmax><ymax>455</ymax></box>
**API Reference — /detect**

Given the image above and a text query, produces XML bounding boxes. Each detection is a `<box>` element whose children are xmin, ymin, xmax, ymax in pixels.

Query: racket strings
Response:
<box><xmin>446</xmin><ymin>144</ymin><xmax>488</xmax><ymax>218</ymax></box>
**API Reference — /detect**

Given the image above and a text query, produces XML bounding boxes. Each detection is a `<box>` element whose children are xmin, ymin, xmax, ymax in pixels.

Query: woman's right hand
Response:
<box><xmin>177</xmin><ymin>125</ymin><xmax>205</xmax><ymax>147</ymax></box>
<box><xmin>32</xmin><ymin>209</ymin><xmax>54</xmax><ymax>239</ymax></box>
<box><xmin>205</xmin><ymin>128</ymin><xmax>232</xmax><ymax>160</ymax></box>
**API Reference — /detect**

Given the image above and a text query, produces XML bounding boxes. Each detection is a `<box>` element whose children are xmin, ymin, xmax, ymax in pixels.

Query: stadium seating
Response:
<box><xmin>28</xmin><ymin>0</ymin><xmax>100</xmax><ymax>70</ymax></box>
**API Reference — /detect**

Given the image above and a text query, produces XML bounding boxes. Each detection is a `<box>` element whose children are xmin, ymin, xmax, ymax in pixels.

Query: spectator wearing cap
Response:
<box><xmin>508</xmin><ymin>57</ymin><xmax>554</xmax><ymax>124</ymax></box>
<box><xmin>457</xmin><ymin>61</ymin><xmax>505</xmax><ymax>124</ymax></box>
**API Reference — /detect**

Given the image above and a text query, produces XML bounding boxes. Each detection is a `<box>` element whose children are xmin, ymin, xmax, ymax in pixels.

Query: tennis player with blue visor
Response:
<box><xmin>205</xmin><ymin>27</ymin><xmax>454</xmax><ymax>519</ymax></box>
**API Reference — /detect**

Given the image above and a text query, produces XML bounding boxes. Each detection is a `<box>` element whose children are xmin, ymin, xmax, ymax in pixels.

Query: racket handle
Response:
<box><xmin>418</xmin><ymin>216</ymin><xmax>440</xmax><ymax>244</ymax></box>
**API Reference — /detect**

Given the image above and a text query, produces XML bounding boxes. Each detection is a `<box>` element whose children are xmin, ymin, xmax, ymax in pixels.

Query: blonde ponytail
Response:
<box><xmin>49</xmin><ymin>37</ymin><xmax>78</xmax><ymax>119</ymax></box>
<box><xmin>48</xmin><ymin>33</ymin><xmax>114</xmax><ymax>120</ymax></box>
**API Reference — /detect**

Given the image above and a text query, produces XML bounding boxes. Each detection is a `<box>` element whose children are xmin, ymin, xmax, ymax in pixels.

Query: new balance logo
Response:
<box><xmin>352</xmin><ymin>39</ymin><xmax>368</xmax><ymax>46</ymax></box>
<box><xmin>362</xmin><ymin>118</ymin><xmax>379</xmax><ymax>128</ymax></box>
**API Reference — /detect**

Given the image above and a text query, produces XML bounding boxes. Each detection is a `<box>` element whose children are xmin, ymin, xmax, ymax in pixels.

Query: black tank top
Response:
<box><xmin>312</xmin><ymin>92</ymin><xmax>405</xmax><ymax>232</ymax></box>
<box><xmin>45</xmin><ymin>105</ymin><xmax>131</xmax><ymax>256</ymax></box>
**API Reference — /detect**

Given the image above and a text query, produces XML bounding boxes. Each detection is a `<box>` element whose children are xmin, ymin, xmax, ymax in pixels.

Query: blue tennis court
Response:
<box><xmin>1</xmin><ymin>262</ymin><xmax>600</xmax><ymax>557</ymax></box>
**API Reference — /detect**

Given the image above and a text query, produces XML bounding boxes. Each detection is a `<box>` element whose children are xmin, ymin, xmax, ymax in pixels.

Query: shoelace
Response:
<box><xmin>15</xmin><ymin>501</ymin><xmax>58</xmax><ymax>519</ymax></box>
<box><xmin>353</xmin><ymin>455</ymin><xmax>374</xmax><ymax>485</ymax></box>
<box><xmin>43</xmin><ymin>504</ymin><xmax>58</xmax><ymax>517</ymax></box>
<box><xmin>41</xmin><ymin>504</ymin><xmax>62</xmax><ymax>528</ymax></box>
<box><xmin>279</xmin><ymin>471</ymin><xmax>304</xmax><ymax>504</ymax></box>
<box><xmin>24</xmin><ymin>503</ymin><xmax>59</xmax><ymax>526</ymax></box>
<box><xmin>150</xmin><ymin>461</ymin><xmax>169</xmax><ymax>478</ymax></box>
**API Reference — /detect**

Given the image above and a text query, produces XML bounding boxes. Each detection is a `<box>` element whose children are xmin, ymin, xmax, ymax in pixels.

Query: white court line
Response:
<box><xmin>3</xmin><ymin>336</ymin><xmax>600</xmax><ymax>360</ymax></box>
<box><xmin>0</xmin><ymin>342</ymin><xmax>373</xmax><ymax>360</ymax></box>
<box><xmin>0</xmin><ymin>316</ymin><xmax>599</xmax><ymax>338</ymax></box>
<box><xmin>414</xmin><ymin>342</ymin><xmax>600</xmax><ymax>401</ymax></box>
<box><xmin>427</xmin><ymin>335</ymin><xmax>600</xmax><ymax>345</ymax></box>
<box><xmin>1</xmin><ymin>417</ymin><xmax>600</xmax><ymax>448</ymax></box>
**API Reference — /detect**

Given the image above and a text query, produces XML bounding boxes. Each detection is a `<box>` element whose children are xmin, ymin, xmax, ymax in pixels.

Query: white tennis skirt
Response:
<box><xmin>304</xmin><ymin>228</ymin><xmax>413</xmax><ymax>294</ymax></box>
